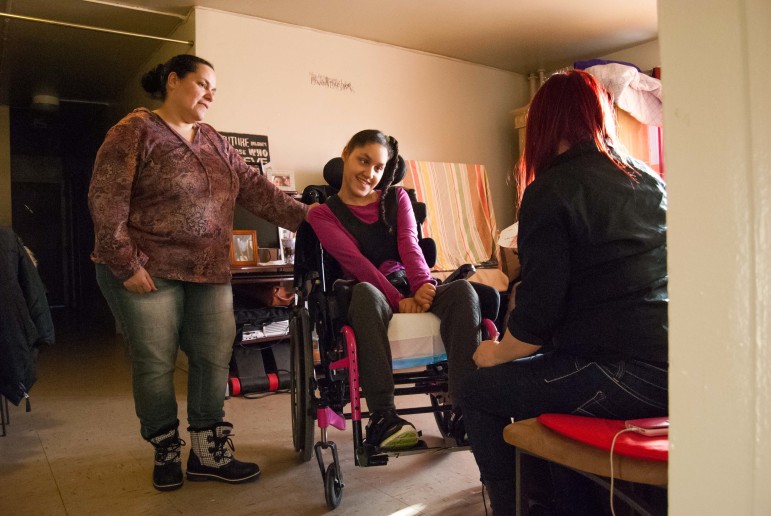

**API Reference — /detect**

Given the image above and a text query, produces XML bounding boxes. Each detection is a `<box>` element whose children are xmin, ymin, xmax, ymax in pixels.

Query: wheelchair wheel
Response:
<box><xmin>290</xmin><ymin>307</ymin><xmax>315</xmax><ymax>462</ymax></box>
<box><xmin>324</xmin><ymin>462</ymin><xmax>344</xmax><ymax>509</ymax></box>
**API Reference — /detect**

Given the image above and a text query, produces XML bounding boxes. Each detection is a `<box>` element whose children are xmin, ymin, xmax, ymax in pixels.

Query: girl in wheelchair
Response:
<box><xmin>307</xmin><ymin>129</ymin><xmax>497</xmax><ymax>450</ymax></box>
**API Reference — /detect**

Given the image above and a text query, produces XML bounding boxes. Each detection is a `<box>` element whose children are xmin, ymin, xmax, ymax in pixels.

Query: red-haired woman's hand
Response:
<box><xmin>473</xmin><ymin>339</ymin><xmax>503</xmax><ymax>368</ymax></box>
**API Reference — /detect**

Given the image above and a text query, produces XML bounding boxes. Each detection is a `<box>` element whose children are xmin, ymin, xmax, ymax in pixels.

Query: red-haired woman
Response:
<box><xmin>460</xmin><ymin>70</ymin><xmax>668</xmax><ymax>514</ymax></box>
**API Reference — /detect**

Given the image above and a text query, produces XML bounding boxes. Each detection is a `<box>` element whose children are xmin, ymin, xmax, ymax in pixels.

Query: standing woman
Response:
<box><xmin>89</xmin><ymin>54</ymin><xmax>309</xmax><ymax>491</ymax></box>
<box><xmin>460</xmin><ymin>70</ymin><xmax>668</xmax><ymax>514</ymax></box>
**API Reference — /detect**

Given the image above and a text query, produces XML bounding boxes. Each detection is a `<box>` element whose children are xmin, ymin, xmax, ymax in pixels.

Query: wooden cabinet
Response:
<box><xmin>512</xmin><ymin>104</ymin><xmax>529</xmax><ymax>159</ymax></box>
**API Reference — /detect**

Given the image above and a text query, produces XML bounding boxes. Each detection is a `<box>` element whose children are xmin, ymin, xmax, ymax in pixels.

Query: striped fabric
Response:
<box><xmin>401</xmin><ymin>161</ymin><xmax>499</xmax><ymax>272</ymax></box>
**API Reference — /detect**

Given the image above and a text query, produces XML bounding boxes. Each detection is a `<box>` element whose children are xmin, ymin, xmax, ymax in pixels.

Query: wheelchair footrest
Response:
<box><xmin>356</xmin><ymin>444</ymin><xmax>389</xmax><ymax>467</ymax></box>
<box><xmin>356</xmin><ymin>439</ymin><xmax>434</xmax><ymax>467</ymax></box>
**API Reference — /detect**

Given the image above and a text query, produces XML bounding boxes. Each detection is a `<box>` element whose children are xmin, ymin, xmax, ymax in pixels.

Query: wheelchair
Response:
<box><xmin>288</xmin><ymin>157</ymin><xmax>498</xmax><ymax>509</ymax></box>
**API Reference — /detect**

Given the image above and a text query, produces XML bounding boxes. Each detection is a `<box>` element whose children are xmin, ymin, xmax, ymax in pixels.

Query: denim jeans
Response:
<box><xmin>460</xmin><ymin>351</ymin><xmax>668</xmax><ymax>484</ymax></box>
<box><xmin>96</xmin><ymin>264</ymin><xmax>236</xmax><ymax>439</ymax></box>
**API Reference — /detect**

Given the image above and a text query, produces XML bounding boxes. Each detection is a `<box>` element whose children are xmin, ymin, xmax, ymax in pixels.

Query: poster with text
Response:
<box><xmin>221</xmin><ymin>132</ymin><xmax>270</xmax><ymax>171</ymax></box>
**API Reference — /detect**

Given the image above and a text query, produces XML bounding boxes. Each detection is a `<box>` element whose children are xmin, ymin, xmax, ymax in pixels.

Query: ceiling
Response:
<box><xmin>0</xmin><ymin>0</ymin><xmax>658</xmax><ymax>108</ymax></box>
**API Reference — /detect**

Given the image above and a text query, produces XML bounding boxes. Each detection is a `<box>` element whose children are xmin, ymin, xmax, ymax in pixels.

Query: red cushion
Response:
<box><xmin>536</xmin><ymin>414</ymin><xmax>668</xmax><ymax>462</ymax></box>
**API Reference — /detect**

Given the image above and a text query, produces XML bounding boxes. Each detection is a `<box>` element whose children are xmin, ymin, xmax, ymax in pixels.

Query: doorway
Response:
<box><xmin>9</xmin><ymin>103</ymin><xmax>113</xmax><ymax>322</ymax></box>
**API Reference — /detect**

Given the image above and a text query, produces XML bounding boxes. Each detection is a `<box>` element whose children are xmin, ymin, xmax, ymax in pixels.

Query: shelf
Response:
<box><xmin>231</xmin><ymin>264</ymin><xmax>294</xmax><ymax>284</ymax></box>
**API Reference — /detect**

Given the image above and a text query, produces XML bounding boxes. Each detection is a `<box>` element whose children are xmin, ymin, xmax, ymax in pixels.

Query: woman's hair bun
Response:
<box><xmin>140</xmin><ymin>63</ymin><xmax>165</xmax><ymax>98</ymax></box>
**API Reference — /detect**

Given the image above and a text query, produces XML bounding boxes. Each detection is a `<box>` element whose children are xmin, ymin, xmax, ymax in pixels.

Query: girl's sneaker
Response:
<box><xmin>365</xmin><ymin>410</ymin><xmax>419</xmax><ymax>450</ymax></box>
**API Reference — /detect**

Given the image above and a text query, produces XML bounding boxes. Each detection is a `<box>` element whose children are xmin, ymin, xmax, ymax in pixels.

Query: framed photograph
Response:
<box><xmin>230</xmin><ymin>230</ymin><xmax>258</xmax><ymax>266</ymax></box>
<box><xmin>278</xmin><ymin>227</ymin><xmax>296</xmax><ymax>264</ymax></box>
<box><xmin>268</xmin><ymin>170</ymin><xmax>296</xmax><ymax>192</ymax></box>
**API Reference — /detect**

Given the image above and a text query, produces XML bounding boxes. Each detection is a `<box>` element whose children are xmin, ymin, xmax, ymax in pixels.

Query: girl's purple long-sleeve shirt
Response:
<box><xmin>307</xmin><ymin>188</ymin><xmax>436</xmax><ymax>311</ymax></box>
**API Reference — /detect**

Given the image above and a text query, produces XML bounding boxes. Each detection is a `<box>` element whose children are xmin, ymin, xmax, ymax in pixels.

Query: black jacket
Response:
<box><xmin>0</xmin><ymin>227</ymin><xmax>55</xmax><ymax>405</ymax></box>
<box><xmin>509</xmin><ymin>142</ymin><xmax>668</xmax><ymax>364</ymax></box>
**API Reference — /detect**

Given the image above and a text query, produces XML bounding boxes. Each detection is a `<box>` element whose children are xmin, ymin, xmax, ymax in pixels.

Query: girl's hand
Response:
<box><xmin>398</xmin><ymin>297</ymin><xmax>425</xmax><ymax>313</ymax></box>
<box><xmin>413</xmin><ymin>282</ymin><xmax>436</xmax><ymax>311</ymax></box>
<box><xmin>123</xmin><ymin>266</ymin><xmax>157</xmax><ymax>293</ymax></box>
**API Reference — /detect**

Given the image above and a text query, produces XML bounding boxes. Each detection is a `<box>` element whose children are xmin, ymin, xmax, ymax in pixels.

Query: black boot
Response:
<box><xmin>186</xmin><ymin>422</ymin><xmax>260</xmax><ymax>483</ymax></box>
<box><xmin>148</xmin><ymin>427</ymin><xmax>185</xmax><ymax>491</ymax></box>
<box><xmin>485</xmin><ymin>479</ymin><xmax>517</xmax><ymax>516</ymax></box>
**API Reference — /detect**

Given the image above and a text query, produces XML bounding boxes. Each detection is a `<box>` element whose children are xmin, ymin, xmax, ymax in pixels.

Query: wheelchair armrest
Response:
<box><xmin>441</xmin><ymin>263</ymin><xmax>476</xmax><ymax>284</ymax></box>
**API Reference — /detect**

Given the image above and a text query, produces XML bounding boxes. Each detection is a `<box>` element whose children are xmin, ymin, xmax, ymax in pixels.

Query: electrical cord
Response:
<box><xmin>242</xmin><ymin>390</ymin><xmax>289</xmax><ymax>399</ymax></box>
<box><xmin>609</xmin><ymin>428</ymin><xmax>636</xmax><ymax>516</ymax></box>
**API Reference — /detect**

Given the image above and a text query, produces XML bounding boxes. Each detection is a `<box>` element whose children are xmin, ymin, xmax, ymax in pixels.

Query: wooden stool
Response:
<box><xmin>503</xmin><ymin>417</ymin><xmax>667</xmax><ymax>515</ymax></box>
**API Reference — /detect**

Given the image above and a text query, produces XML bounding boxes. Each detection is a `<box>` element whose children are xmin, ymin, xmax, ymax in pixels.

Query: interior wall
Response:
<box><xmin>112</xmin><ymin>8</ymin><xmax>660</xmax><ymax>231</ymax></box>
<box><xmin>660</xmin><ymin>0</ymin><xmax>771</xmax><ymax>513</ymax></box>
<box><xmin>598</xmin><ymin>39</ymin><xmax>660</xmax><ymax>72</ymax></box>
<box><xmin>193</xmin><ymin>7</ymin><xmax>527</xmax><ymax>227</ymax></box>
<box><xmin>114</xmin><ymin>11</ymin><xmax>197</xmax><ymax>123</ymax></box>
<box><xmin>0</xmin><ymin>106</ymin><xmax>11</xmax><ymax>226</ymax></box>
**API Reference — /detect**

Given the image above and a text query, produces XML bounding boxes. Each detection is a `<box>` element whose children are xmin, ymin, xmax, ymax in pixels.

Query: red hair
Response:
<box><xmin>516</xmin><ymin>70</ymin><xmax>634</xmax><ymax>203</ymax></box>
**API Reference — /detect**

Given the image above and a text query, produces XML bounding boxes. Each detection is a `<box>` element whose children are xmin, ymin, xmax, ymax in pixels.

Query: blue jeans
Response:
<box><xmin>460</xmin><ymin>351</ymin><xmax>668</xmax><ymax>483</ymax></box>
<box><xmin>96</xmin><ymin>265</ymin><xmax>236</xmax><ymax>439</ymax></box>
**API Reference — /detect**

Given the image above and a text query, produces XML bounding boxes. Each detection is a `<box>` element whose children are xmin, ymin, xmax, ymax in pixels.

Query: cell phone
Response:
<box><xmin>624</xmin><ymin>417</ymin><xmax>669</xmax><ymax>436</ymax></box>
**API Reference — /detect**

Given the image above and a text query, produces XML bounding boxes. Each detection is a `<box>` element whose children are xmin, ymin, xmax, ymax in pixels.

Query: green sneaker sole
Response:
<box><xmin>379</xmin><ymin>426</ymin><xmax>419</xmax><ymax>450</ymax></box>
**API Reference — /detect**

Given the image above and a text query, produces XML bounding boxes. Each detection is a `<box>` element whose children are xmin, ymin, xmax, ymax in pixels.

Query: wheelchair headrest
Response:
<box><xmin>322</xmin><ymin>158</ymin><xmax>344</xmax><ymax>188</ymax></box>
<box><xmin>322</xmin><ymin>155</ymin><xmax>407</xmax><ymax>190</ymax></box>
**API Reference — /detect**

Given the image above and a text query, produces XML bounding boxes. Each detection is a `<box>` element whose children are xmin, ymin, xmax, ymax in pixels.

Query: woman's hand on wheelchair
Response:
<box><xmin>399</xmin><ymin>297</ymin><xmax>427</xmax><ymax>313</ymax></box>
<box><xmin>413</xmin><ymin>283</ymin><xmax>436</xmax><ymax>311</ymax></box>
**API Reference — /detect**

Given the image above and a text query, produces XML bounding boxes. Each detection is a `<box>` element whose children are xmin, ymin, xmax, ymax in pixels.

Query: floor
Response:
<box><xmin>0</xmin><ymin>311</ymin><xmax>491</xmax><ymax>516</ymax></box>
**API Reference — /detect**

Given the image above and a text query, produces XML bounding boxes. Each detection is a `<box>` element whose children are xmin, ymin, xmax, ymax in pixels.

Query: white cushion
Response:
<box><xmin>387</xmin><ymin>313</ymin><xmax>446</xmax><ymax>369</ymax></box>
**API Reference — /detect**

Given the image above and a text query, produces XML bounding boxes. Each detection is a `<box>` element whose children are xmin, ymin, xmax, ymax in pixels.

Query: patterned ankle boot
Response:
<box><xmin>186</xmin><ymin>422</ymin><xmax>260</xmax><ymax>483</ymax></box>
<box><xmin>148</xmin><ymin>427</ymin><xmax>185</xmax><ymax>491</ymax></box>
